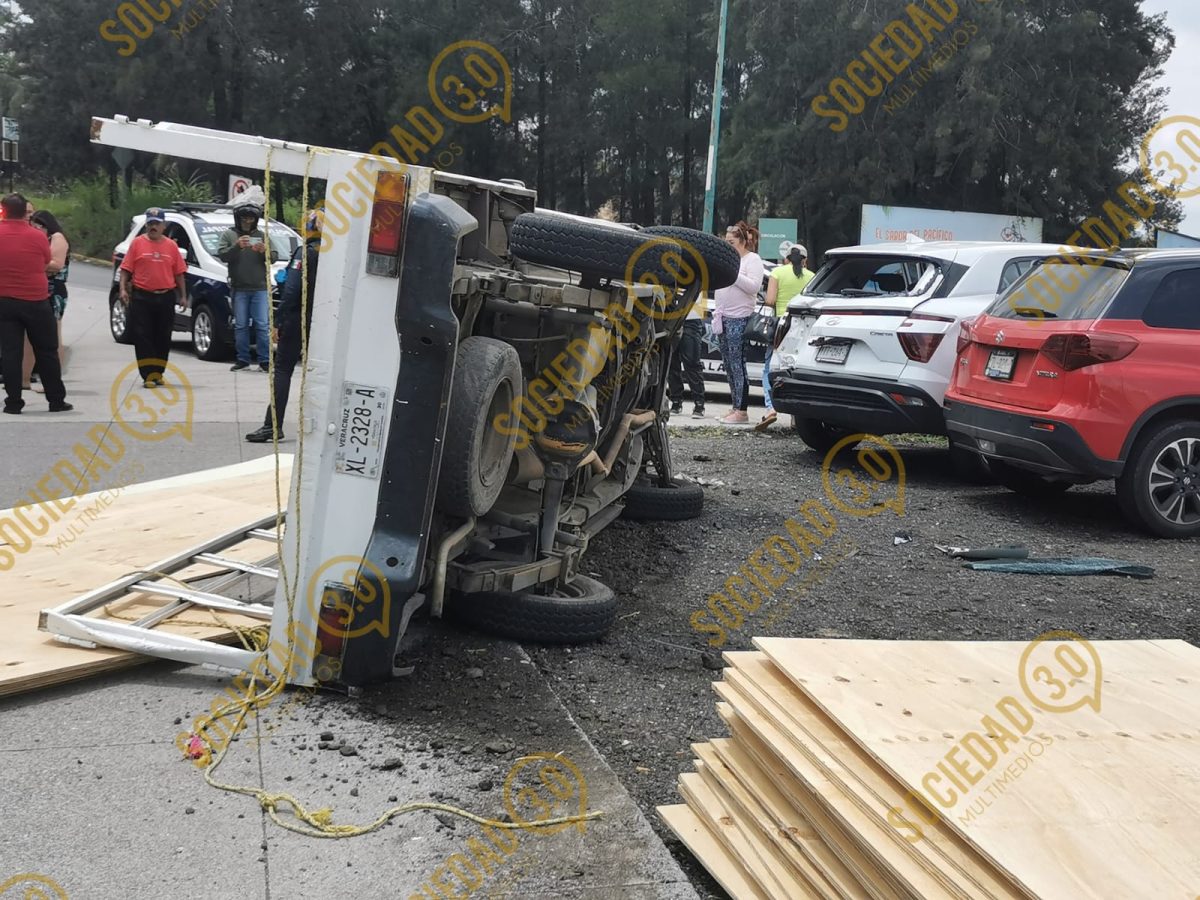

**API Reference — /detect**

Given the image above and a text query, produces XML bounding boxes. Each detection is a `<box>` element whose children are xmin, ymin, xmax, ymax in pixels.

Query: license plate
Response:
<box><xmin>334</xmin><ymin>382</ymin><xmax>390</xmax><ymax>479</ymax></box>
<box><xmin>985</xmin><ymin>349</ymin><xmax>1017</xmax><ymax>380</ymax></box>
<box><xmin>815</xmin><ymin>342</ymin><xmax>851</xmax><ymax>365</ymax></box>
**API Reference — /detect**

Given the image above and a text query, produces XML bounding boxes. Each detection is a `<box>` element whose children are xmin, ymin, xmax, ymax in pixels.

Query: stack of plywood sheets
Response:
<box><xmin>1</xmin><ymin>457</ymin><xmax>292</xmax><ymax>698</ymax></box>
<box><xmin>659</xmin><ymin>638</ymin><xmax>1200</xmax><ymax>899</ymax></box>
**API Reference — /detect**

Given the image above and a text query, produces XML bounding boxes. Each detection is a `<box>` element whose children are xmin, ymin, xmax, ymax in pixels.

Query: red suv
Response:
<box><xmin>945</xmin><ymin>249</ymin><xmax>1200</xmax><ymax>537</ymax></box>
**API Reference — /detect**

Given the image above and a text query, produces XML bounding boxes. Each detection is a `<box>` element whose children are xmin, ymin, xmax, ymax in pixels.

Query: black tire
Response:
<box><xmin>109</xmin><ymin>290</ymin><xmax>133</xmax><ymax>345</ymax></box>
<box><xmin>192</xmin><ymin>303</ymin><xmax>227</xmax><ymax>361</ymax></box>
<box><xmin>447</xmin><ymin>575</ymin><xmax>617</xmax><ymax>643</ymax></box>
<box><xmin>509</xmin><ymin>212</ymin><xmax>682</xmax><ymax>284</ymax></box>
<box><xmin>640</xmin><ymin>225</ymin><xmax>741</xmax><ymax>291</ymax></box>
<box><xmin>437</xmin><ymin>336</ymin><xmax>523</xmax><ymax>517</ymax></box>
<box><xmin>986</xmin><ymin>458</ymin><xmax>1072</xmax><ymax>497</ymax></box>
<box><xmin>621</xmin><ymin>477</ymin><xmax>704</xmax><ymax>521</ymax></box>
<box><xmin>1116</xmin><ymin>419</ymin><xmax>1200</xmax><ymax>537</ymax></box>
<box><xmin>792</xmin><ymin>417</ymin><xmax>860</xmax><ymax>455</ymax></box>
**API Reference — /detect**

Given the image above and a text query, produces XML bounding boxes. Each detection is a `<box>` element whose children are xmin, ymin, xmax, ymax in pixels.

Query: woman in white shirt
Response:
<box><xmin>714</xmin><ymin>220</ymin><xmax>764</xmax><ymax>425</ymax></box>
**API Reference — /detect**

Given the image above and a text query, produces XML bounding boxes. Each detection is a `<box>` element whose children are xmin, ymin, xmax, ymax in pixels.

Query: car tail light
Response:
<box><xmin>956</xmin><ymin>318</ymin><xmax>977</xmax><ymax>355</ymax></box>
<box><xmin>897</xmin><ymin>332</ymin><xmax>944</xmax><ymax>363</ymax></box>
<box><xmin>1040</xmin><ymin>333</ymin><xmax>1138</xmax><ymax>370</ymax></box>
<box><xmin>365</xmin><ymin>170</ymin><xmax>409</xmax><ymax>277</ymax></box>
<box><xmin>896</xmin><ymin>312</ymin><xmax>954</xmax><ymax>362</ymax></box>
<box><xmin>774</xmin><ymin>315</ymin><xmax>792</xmax><ymax>348</ymax></box>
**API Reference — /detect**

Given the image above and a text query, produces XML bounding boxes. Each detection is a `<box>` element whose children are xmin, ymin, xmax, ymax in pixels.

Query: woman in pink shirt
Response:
<box><xmin>714</xmin><ymin>220</ymin><xmax>764</xmax><ymax>425</ymax></box>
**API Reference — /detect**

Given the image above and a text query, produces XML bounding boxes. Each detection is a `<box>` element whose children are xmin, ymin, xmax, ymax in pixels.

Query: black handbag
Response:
<box><xmin>745</xmin><ymin>304</ymin><xmax>775</xmax><ymax>346</ymax></box>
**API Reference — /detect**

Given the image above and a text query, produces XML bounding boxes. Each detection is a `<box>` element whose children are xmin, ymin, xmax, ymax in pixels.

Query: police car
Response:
<box><xmin>108</xmin><ymin>202</ymin><xmax>300</xmax><ymax>360</ymax></box>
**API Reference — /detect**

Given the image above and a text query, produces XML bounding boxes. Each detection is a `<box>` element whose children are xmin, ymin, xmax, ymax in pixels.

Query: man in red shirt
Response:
<box><xmin>0</xmin><ymin>193</ymin><xmax>70</xmax><ymax>414</ymax></box>
<box><xmin>118</xmin><ymin>208</ymin><xmax>188</xmax><ymax>386</ymax></box>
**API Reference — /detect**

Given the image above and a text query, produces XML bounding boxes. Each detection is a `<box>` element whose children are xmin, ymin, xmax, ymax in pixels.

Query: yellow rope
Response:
<box><xmin>181</xmin><ymin>148</ymin><xmax>603</xmax><ymax>840</ymax></box>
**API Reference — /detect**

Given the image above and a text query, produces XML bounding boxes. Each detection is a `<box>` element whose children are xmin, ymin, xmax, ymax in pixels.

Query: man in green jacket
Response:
<box><xmin>217</xmin><ymin>205</ymin><xmax>270</xmax><ymax>372</ymax></box>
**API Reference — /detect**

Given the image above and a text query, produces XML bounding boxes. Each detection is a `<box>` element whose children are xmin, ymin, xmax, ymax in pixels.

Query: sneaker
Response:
<box><xmin>230</xmin><ymin>361</ymin><xmax>250</xmax><ymax>371</ymax></box>
<box><xmin>259</xmin><ymin>363</ymin><xmax>270</xmax><ymax>373</ymax></box>
<box><xmin>720</xmin><ymin>411</ymin><xmax>750</xmax><ymax>425</ymax></box>
<box><xmin>692</xmin><ymin>405</ymin><xmax>705</xmax><ymax>419</ymax></box>
<box><xmin>48</xmin><ymin>402</ymin><xmax>74</xmax><ymax>413</ymax></box>
<box><xmin>245</xmin><ymin>425</ymin><xmax>279</xmax><ymax>443</ymax></box>
<box><xmin>670</xmin><ymin>400</ymin><xmax>684</xmax><ymax>414</ymax></box>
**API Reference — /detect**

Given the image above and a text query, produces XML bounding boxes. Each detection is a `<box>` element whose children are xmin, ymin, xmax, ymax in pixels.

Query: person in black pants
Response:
<box><xmin>118</xmin><ymin>209</ymin><xmax>187</xmax><ymax>386</ymax></box>
<box><xmin>246</xmin><ymin>211</ymin><xmax>321</xmax><ymax>443</ymax></box>
<box><xmin>0</xmin><ymin>193</ymin><xmax>70</xmax><ymax>414</ymax></box>
<box><xmin>668</xmin><ymin>309</ymin><xmax>706</xmax><ymax>419</ymax></box>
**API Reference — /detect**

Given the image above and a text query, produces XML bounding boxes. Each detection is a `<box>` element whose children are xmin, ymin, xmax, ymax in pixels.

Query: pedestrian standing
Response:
<box><xmin>246</xmin><ymin>210</ymin><xmax>321</xmax><ymax>443</ymax></box>
<box><xmin>668</xmin><ymin>297</ymin><xmax>707</xmax><ymax>419</ymax></box>
<box><xmin>0</xmin><ymin>193</ymin><xmax>71</xmax><ymax>414</ymax></box>
<box><xmin>30</xmin><ymin>210</ymin><xmax>71</xmax><ymax>377</ymax></box>
<box><xmin>219</xmin><ymin>205</ymin><xmax>270</xmax><ymax>372</ymax></box>
<box><xmin>118</xmin><ymin>208</ymin><xmax>187</xmax><ymax>387</ymax></box>
<box><xmin>757</xmin><ymin>241</ymin><xmax>815</xmax><ymax>430</ymax></box>
<box><xmin>715</xmin><ymin>220</ymin><xmax>764</xmax><ymax>425</ymax></box>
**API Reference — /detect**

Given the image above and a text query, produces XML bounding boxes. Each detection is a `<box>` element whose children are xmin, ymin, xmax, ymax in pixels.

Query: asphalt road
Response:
<box><xmin>2</xmin><ymin>263</ymin><xmax>1195</xmax><ymax>898</ymax></box>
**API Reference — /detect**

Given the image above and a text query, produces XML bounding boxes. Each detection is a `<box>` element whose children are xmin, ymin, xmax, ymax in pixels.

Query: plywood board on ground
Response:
<box><xmin>724</xmin><ymin>654</ymin><xmax>1022</xmax><ymax>900</ymax></box>
<box><xmin>658</xmin><ymin>804</ymin><xmax>769</xmax><ymax>900</ymax></box>
<box><xmin>1</xmin><ymin>457</ymin><xmax>293</xmax><ymax>697</ymax></box>
<box><xmin>756</xmin><ymin>638</ymin><xmax>1200</xmax><ymax>899</ymax></box>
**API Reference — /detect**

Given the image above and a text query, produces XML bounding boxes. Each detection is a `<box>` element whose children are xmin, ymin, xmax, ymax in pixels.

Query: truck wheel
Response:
<box><xmin>640</xmin><ymin>225</ymin><xmax>741</xmax><ymax>290</ymax></box>
<box><xmin>986</xmin><ymin>458</ymin><xmax>1072</xmax><ymax>497</ymax></box>
<box><xmin>621</xmin><ymin>477</ymin><xmax>704</xmax><ymax>520</ymax></box>
<box><xmin>447</xmin><ymin>575</ymin><xmax>617</xmax><ymax>643</ymax></box>
<box><xmin>437</xmin><ymin>336</ymin><xmax>523</xmax><ymax>517</ymax></box>
<box><xmin>109</xmin><ymin>289</ymin><xmax>133</xmax><ymax>344</ymax></box>
<box><xmin>1116</xmin><ymin>419</ymin><xmax>1200</xmax><ymax>537</ymax></box>
<box><xmin>792</xmin><ymin>417</ymin><xmax>860</xmax><ymax>455</ymax></box>
<box><xmin>510</xmin><ymin>212</ymin><xmax>682</xmax><ymax>284</ymax></box>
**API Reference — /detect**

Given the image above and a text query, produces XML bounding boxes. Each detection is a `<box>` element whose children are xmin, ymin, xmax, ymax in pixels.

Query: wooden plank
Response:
<box><xmin>704</xmin><ymin>737</ymin><xmax>877</xmax><ymax>900</ymax></box>
<box><xmin>724</xmin><ymin>654</ymin><xmax>1023</xmax><ymax>900</ymax></box>
<box><xmin>694</xmin><ymin>746</ymin><xmax>843</xmax><ymax>900</ymax></box>
<box><xmin>718</xmin><ymin>706</ymin><xmax>911</xmax><ymax>900</ymax></box>
<box><xmin>713</xmin><ymin>686</ymin><xmax>959</xmax><ymax>900</ymax></box>
<box><xmin>1</xmin><ymin>460</ymin><xmax>292</xmax><ymax>697</ymax></box>
<box><xmin>658</xmin><ymin>804</ymin><xmax>770</xmax><ymax>900</ymax></box>
<box><xmin>755</xmin><ymin>638</ymin><xmax>1200</xmax><ymax>900</ymax></box>
<box><xmin>680</xmin><ymin>771</ymin><xmax>814</xmax><ymax>900</ymax></box>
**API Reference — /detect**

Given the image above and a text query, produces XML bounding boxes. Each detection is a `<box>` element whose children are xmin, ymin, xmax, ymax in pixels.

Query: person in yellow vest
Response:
<box><xmin>757</xmin><ymin>241</ymin><xmax>815</xmax><ymax>430</ymax></box>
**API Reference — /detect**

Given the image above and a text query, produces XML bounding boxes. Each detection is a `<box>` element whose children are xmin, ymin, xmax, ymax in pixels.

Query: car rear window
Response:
<box><xmin>807</xmin><ymin>256</ymin><xmax>942</xmax><ymax>298</ymax></box>
<box><xmin>990</xmin><ymin>258</ymin><xmax>1129</xmax><ymax>321</ymax></box>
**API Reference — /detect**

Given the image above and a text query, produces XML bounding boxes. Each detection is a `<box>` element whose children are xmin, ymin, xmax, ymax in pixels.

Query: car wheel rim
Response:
<box><xmin>112</xmin><ymin>301</ymin><xmax>126</xmax><ymax>336</ymax></box>
<box><xmin>194</xmin><ymin>311</ymin><xmax>211</xmax><ymax>354</ymax></box>
<box><xmin>1147</xmin><ymin>436</ymin><xmax>1200</xmax><ymax>526</ymax></box>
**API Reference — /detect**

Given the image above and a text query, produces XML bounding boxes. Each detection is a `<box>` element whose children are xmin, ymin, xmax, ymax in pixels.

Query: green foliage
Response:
<box><xmin>0</xmin><ymin>0</ymin><xmax>1184</xmax><ymax>258</ymax></box>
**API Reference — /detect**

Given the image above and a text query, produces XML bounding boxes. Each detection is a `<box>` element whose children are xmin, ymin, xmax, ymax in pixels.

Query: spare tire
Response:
<box><xmin>510</xmin><ymin>212</ymin><xmax>682</xmax><ymax>284</ymax></box>
<box><xmin>447</xmin><ymin>575</ymin><xmax>617</xmax><ymax>643</ymax></box>
<box><xmin>437</xmin><ymin>336</ymin><xmax>522</xmax><ymax>518</ymax></box>
<box><xmin>621</xmin><ymin>477</ymin><xmax>704</xmax><ymax>521</ymax></box>
<box><xmin>640</xmin><ymin>225</ymin><xmax>741</xmax><ymax>291</ymax></box>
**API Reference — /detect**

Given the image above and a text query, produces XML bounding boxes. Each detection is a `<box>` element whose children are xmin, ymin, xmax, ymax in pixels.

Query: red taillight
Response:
<box><xmin>1040</xmin><ymin>333</ymin><xmax>1138</xmax><ymax>370</ymax></box>
<box><xmin>367</xmin><ymin>171</ymin><xmax>408</xmax><ymax>258</ymax></box>
<box><xmin>956</xmin><ymin>318</ymin><xmax>976</xmax><ymax>355</ymax></box>
<box><xmin>897</xmin><ymin>332</ymin><xmax>944</xmax><ymax>362</ymax></box>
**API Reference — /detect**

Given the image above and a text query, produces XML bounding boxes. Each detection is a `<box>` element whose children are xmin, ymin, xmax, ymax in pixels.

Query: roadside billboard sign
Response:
<box><xmin>860</xmin><ymin>204</ymin><xmax>1043</xmax><ymax>245</ymax></box>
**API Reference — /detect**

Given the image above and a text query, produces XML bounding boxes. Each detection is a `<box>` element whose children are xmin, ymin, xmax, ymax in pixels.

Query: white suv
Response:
<box><xmin>109</xmin><ymin>203</ymin><xmax>300</xmax><ymax>360</ymax></box>
<box><xmin>769</xmin><ymin>240</ymin><xmax>1065</xmax><ymax>456</ymax></box>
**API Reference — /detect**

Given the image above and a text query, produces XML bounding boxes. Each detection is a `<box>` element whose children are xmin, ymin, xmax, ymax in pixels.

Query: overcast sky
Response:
<box><xmin>1141</xmin><ymin>1</ymin><xmax>1200</xmax><ymax>234</ymax></box>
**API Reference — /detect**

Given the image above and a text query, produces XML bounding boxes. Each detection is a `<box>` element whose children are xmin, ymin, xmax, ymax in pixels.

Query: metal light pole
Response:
<box><xmin>701</xmin><ymin>0</ymin><xmax>730</xmax><ymax>234</ymax></box>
